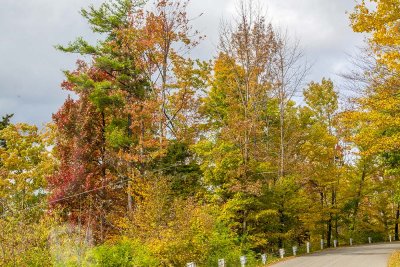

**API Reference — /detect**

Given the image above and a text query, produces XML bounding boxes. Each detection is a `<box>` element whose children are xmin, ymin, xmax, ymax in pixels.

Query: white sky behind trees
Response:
<box><xmin>0</xmin><ymin>0</ymin><xmax>364</xmax><ymax>126</ymax></box>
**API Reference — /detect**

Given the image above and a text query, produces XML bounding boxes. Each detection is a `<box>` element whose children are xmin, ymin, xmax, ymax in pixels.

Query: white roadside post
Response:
<box><xmin>350</xmin><ymin>238</ymin><xmax>353</xmax><ymax>246</ymax></box>
<box><xmin>320</xmin><ymin>239</ymin><xmax>324</xmax><ymax>250</ymax></box>
<box><xmin>368</xmin><ymin>237</ymin><xmax>372</xmax><ymax>244</ymax></box>
<box><xmin>279</xmin><ymin>248</ymin><xmax>285</xmax><ymax>259</ymax></box>
<box><xmin>261</xmin><ymin>254</ymin><xmax>267</xmax><ymax>265</ymax></box>
<box><xmin>187</xmin><ymin>262</ymin><xmax>196</xmax><ymax>267</ymax></box>
<box><xmin>334</xmin><ymin>240</ymin><xmax>337</xmax><ymax>248</ymax></box>
<box><xmin>218</xmin><ymin>259</ymin><xmax>225</xmax><ymax>267</ymax></box>
<box><xmin>292</xmin><ymin>246</ymin><xmax>298</xmax><ymax>256</ymax></box>
<box><xmin>389</xmin><ymin>235</ymin><xmax>392</xmax><ymax>242</ymax></box>
<box><xmin>306</xmin><ymin>242</ymin><xmax>310</xmax><ymax>253</ymax></box>
<box><xmin>240</xmin><ymin>256</ymin><xmax>247</xmax><ymax>267</ymax></box>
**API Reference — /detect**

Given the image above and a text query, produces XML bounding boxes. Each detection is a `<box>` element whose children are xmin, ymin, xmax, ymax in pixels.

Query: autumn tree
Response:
<box><xmin>350</xmin><ymin>0</ymin><xmax>400</xmax><ymax>72</ymax></box>
<box><xmin>198</xmin><ymin>1</ymin><xmax>278</xmax><ymax>247</ymax></box>
<box><xmin>349</xmin><ymin>0</ymin><xmax>400</xmax><ymax>172</ymax></box>
<box><xmin>197</xmin><ymin>0</ymin><xmax>312</xmax><ymax>251</ymax></box>
<box><xmin>56</xmin><ymin>0</ymin><xmax>156</xmax><ymax>215</ymax></box>
<box><xmin>342</xmin><ymin>0</ymin><xmax>400</xmax><ymax>240</ymax></box>
<box><xmin>217</xmin><ymin>1</ymin><xmax>277</xmax><ymax>173</ymax></box>
<box><xmin>50</xmin><ymin>89</ymin><xmax>125</xmax><ymax>243</ymax></box>
<box><xmin>136</xmin><ymin>0</ymin><xmax>209</xmax><ymax>144</ymax></box>
<box><xmin>269</xmin><ymin>32</ymin><xmax>308</xmax><ymax>179</ymax></box>
<box><xmin>0</xmin><ymin>123</ymin><xmax>53</xmax><ymax>213</ymax></box>
<box><xmin>0</xmin><ymin>123</ymin><xmax>54</xmax><ymax>266</ymax></box>
<box><xmin>52</xmin><ymin>0</ymin><xmax>208</xmax><ymax>247</ymax></box>
<box><xmin>300</xmin><ymin>78</ymin><xmax>342</xmax><ymax>247</ymax></box>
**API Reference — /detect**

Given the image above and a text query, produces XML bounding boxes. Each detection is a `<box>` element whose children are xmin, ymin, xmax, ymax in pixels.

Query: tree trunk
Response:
<box><xmin>351</xmin><ymin>163</ymin><xmax>367</xmax><ymax>231</ymax></box>
<box><xmin>159</xmin><ymin>34</ymin><xmax>170</xmax><ymax>148</ymax></box>
<box><xmin>327</xmin><ymin>216</ymin><xmax>332</xmax><ymax>247</ymax></box>
<box><xmin>127</xmin><ymin>113</ymin><xmax>133</xmax><ymax>212</ymax></box>
<box><xmin>395</xmin><ymin>203</ymin><xmax>399</xmax><ymax>241</ymax></box>
<box><xmin>279</xmin><ymin>95</ymin><xmax>284</xmax><ymax>179</ymax></box>
<box><xmin>320</xmin><ymin>192</ymin><xmax>325</xmax><ymax>241</ymax></box>
<box><xmin>278</xmin><ymin>208</ymin><xmax>285</xmax><ymax>248</ymax></box>
<box><xmin>335</xmin><ymin>216</ymin><xmax>338</xmax><ymax>243</ymax></box>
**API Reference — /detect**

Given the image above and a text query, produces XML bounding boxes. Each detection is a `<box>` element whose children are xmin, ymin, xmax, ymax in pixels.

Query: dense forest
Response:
<box><xmin>0</xmin><ymin>0</ymin><xmax>399</xmax><ymax>266</ymax></box>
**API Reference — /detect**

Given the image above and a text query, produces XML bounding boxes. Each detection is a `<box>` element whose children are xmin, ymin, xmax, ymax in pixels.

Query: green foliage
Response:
<box><xmin>303</xmin><ymin>78</ymin><xmax>338</xmax><ymax>124</ymax></box>
<box><xmin>154</xmin><ymin>141</ymin><xmax>202</xmax><ymax>197</ymax></box>
<box><xmin>202</xmin><ymin>222</ymin><xmax>243</xmax><ymax>266</ymax></box>
<box><xmin>194</xmin><ymin>139</ymin><xmax>243</xmax><ymax>195</ymax></box>
<box><xmin>106</xmin><ymin>118</ymin><xmax>132</xmax><ymax>148</ymax></box>
<box><xmin>0</xmin><ymin>113</ymin><xmax>13</xmax><ymax>148</ymax></box>
<box><xmin>85</xmin><ymin>238</ymin><xmax>159</xmax><ymax>267</ymax></box>
<box><xmin>0</xmin><ymin>114</ymin><xmax>13</xmax><ymax>131</ymax></box>
<box><xmin>89</xmin><ymin>82</ymin><xmax>125</xmax><ymax>112</ymax></box>
<box><xmin>81</xmin><ymin>0</ymin><xmax>144</xmax><ymax>35</ymax></box>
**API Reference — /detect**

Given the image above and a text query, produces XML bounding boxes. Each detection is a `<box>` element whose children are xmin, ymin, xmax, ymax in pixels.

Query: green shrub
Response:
<box><xmin>198</xmin><ymin>222</ymin><xmax>259</xmax><ymax>267</ymax></box>
<box><xmin>84</xmin><ymin>237</ymin><xmax>159</xmax><ymax>267</ymax></box>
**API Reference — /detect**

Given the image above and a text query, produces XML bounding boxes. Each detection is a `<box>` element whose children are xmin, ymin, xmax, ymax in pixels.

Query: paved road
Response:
<box><xmin>272</xmin><ymin>242</ymin><xmax>400</xmax><ymax>267</ymax></box>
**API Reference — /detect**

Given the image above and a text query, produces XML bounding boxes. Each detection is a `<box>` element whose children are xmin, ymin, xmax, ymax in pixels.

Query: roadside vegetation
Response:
<box><xmin>388</xmin><ymin>251</ymin><xmax>400</xmax><ymax>267</ymax></box>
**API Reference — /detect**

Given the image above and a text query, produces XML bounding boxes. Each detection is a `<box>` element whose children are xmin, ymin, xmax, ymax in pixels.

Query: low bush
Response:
<box><xmin>84</xmin><ymin>237</ymin><xmax>159</xmax><ymax>267</ymax></box>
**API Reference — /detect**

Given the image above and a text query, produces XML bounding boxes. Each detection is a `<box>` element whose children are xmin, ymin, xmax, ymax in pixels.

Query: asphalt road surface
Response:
<box><xmin>272</xmin><ymin>242</ymin><xmax>400</xmax><ymax>267</ymax></box>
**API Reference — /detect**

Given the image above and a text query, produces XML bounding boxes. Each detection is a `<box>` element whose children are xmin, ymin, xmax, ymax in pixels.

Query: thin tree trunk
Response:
<box><xmin>395</xmin><ymin>203</ymin><xmax>399</xmax><ymax>241</ymax></box>
<box><xmin>127</xmin><ymin>189</ymin><xmax>133</xmax><ymax>212</ymax></box>
<box><xmin>278</xmin><ymin>208</ymin><xmax>285</xmax><ymax>248</ymax></box>
<box><xmin>159</xmin><ymin>24</ymin><xmax>170</xmax><ymax>148</ymax></box>
<box><xmin>328</xmin><ymin>187</ymin><xmax>336</xmax><ymax>247</ymax></box>
<box><xmin>351</xmin><ymin>163</ymin><xmax>367</xmax><ymax>231</ymax></box>
<box><xmin>320</xmin><ymin>192</ymin><xmax>325</xmax><ymax>241</ymax></box>
<box><xmin>327</xmin><ymin>216</ymin><xmax>332</xmax><ymax>247</ymax></box>
<box><xmin>335</xmin><ymin>215</ymin><xmax>338</xmax><ymax>243</ymax></box>
<box><xmin>279</xmin><ymin>95</ymin><xmax>284</xmax><ymax>179</ymax></box>
<box><xmin>127</xmin><ymin>113</ymin><xmax>133</xmax><ymax>212</ymax></box>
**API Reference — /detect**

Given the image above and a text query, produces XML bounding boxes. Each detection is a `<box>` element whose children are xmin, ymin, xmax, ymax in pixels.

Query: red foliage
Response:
<box><xmin>49</xmin><ymin>68</ymin><xmax>124</xmax><ymax>242</ymax></box>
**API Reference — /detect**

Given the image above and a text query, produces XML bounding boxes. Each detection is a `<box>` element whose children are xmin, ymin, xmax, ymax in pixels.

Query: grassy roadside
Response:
<box><xmin>388</xmin><ymin>250</ymin><xmax>400</xmax><ymax>267</ymax></box>
<box><xmin>264</xmin><ymin>256</ymin><xmax>294</xmax><ymax>266</ymax></box>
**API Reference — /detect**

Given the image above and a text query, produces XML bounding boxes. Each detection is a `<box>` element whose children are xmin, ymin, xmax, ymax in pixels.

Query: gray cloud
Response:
<box><xmin>0</xmin><ymin>0</ymin><xmax>364</xmax><ymax>126</ymax></box>
<box><xmin>0</xmin><ymin>0</ymin><xmax>102</xmax><ymax>125</ymax></box>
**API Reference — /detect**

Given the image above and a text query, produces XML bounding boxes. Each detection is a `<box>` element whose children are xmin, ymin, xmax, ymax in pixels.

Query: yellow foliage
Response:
<box><xmin>127</xmin><ymin>177</ymin><xmax>219</xmax><ymax>266</ymax></box>
<box><xmin>350</xmin><ymin>0</ymin><xmax>400</xmax><ymax>71</ymax></box>
<box><xmin>388</xmin><ymin>250</ymin><xmax>400</xmax><ymax>267</ymax></box>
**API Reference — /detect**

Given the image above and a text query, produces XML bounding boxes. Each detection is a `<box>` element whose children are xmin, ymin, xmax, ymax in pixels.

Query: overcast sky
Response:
<box><xmin>0</xmin><ymin>0</ymin><xmax>364</xmax><ymax>126</ymax></box>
